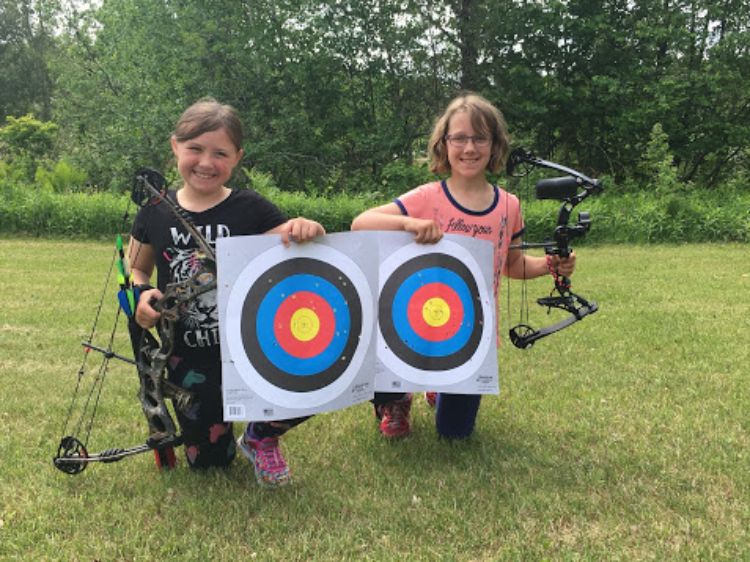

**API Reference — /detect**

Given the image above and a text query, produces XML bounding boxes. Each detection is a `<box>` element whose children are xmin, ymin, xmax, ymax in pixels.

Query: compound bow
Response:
<box><xmin>505</xmin><ymin>148</ymin><xmax>604</xmax><ymax>349</ymax></box>
<box><xmin>54</xmin><ymin>169</ymin><xmax>216</xmax><ymax>474</ymax></box>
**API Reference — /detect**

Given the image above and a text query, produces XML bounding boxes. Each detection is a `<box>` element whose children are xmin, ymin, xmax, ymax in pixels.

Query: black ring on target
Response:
<box><xmin>240</xmin><ymin>257</ymin><xmax>362</xmax><ymax>392</ymax></box>
<box><xmin>379</xmin><ymin>253</ymin><xmax>483</xmax><ymax>371</ymax></box>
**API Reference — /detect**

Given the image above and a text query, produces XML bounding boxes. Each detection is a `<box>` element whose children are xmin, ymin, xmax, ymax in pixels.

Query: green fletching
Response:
<box><xmin>115</xmin><ymin>234</ymin><xmax>130</xmax><ymax>288</ymax></box>
<box><xmin>126</xmin><ymin>288</ymin><xmax>136</xmax><ymax>314</ymax></box>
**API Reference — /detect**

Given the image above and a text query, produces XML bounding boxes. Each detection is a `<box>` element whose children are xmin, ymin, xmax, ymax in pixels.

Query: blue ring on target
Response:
<box><xmin>391</xmin><ymin>267</ymin><xmax>474</xmax><ymax>357</ymax></box>
<box><xmin>256</xmin><ymin>274</ymin><xmax>350</xmax><ymax>376</ymax></box>
<box><xmin>240</xmin><ymin>257</ymin><xmax>363</xmax><ymax>392</ymax></box>
<box><xmin>379</xmin><ymin>253</ymin><xmax>483</xmax><ymax>371</ymax></box>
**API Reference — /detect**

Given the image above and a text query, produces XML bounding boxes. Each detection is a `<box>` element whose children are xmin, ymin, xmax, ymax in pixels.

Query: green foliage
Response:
<box><xmin>608</xmin><ymin>192</ymin><xmax>747</xmax><ymax>243</ymax></box>
<box><xmin>719</xmin><ymin>147</ymin><xmax>750</xmax><ymax>197</ymax></box>
<box><xmin>9</xmin><ymin>0</ymin><xmax>741</xmax><ymax>193</ymax></box>
<box><xmin>244</xmin><ymin>168</ymin><xmax>382</xmax><ymax>234</ymax></box>
<box><xmin>0</xmin><ymin>114</ymin><xmax>58</xmax><ymax>181</ymax></box>
<box><xmin>0</xmin><ymin>0</ymin><xmax>57</xmax><ymax>119</ymax></box>
<box><xmin>0</xmin><ymin>158</ymin><xmax>28</xmax><ymax>188</ymax></box>
<box><xmin>48</xmin><ymin>0</ymin><xmax>448</xmax><ymax>193</ymax></box>
<box><xmin>34</xmin><ymin>159</ymin><xmax>89</xmax><ymax>193</ymax></box>
<box><xmin>638</xmin><ymin>123</ymin><xmax>683</xmax><ymax>195</ymax></box>
<box><xmin>378</xmin><ymin>160</ymin><xmax>435</xmax><ymax>199</ymax></box>
<box><xmin>511</xmin><ymin>179</ymin><xmax>750</xmax><ymax>244</ymax></box>
<box><xmin>1</xmin><ymin>178</ymin><xmax>748</xmax><ymax>243</ymax></box>
<box><xmin>241</xmin><ymin>167</ymin><xmax>278</xmax><ymax>194</ymax></box>
<box><xmin>0</xmin><ymin>114</ymin><xmax>57</xmax><ymax>156</ymax></box>
<box><xmin>0</xmin><ymin>184</ymin><xmax>129</xmax><ymax>238</ymax></box>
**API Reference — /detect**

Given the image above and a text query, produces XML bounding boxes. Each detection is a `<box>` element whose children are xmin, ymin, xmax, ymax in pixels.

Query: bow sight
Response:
<box><xmin>505</xmin><ymin>148</ymin><xmax>604</xmax><ymax>349</ymax></box>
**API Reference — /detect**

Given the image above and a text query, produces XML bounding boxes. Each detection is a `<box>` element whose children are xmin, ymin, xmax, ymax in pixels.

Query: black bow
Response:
<box><xmin>505</xmin><ymin>149</ymin><xmax>604</xmax><ymax>349</ymax></box>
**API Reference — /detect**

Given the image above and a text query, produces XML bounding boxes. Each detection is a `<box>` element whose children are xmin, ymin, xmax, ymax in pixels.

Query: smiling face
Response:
<box><xmin>427</xmin><ymin>94</ymin><xmax>510</xmax><ymax>176</ymax></box>
<box><xmin>171</xmin><ymin>127</ymin><xmax>243</xmax><ymax>196</ymax></box>
<box><xmin>445</xmin><ymin>110</ymin><xmax>491</xmax><ymax>181</ymax></box>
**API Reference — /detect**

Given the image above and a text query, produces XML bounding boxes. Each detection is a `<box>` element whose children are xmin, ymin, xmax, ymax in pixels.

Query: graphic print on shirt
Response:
<box><xmin>165</xmin><ymin>239</ymin><xmax>220</xmax><ymax>349</ymax></box>
<box><xmin>169</xmin><ymin>223</ymin><xmax>230</xmax><ymax>247</ymax></box>
<box><xmin>445</xmin><ymin>217</ymin><xmax>494</xmax><ymax>238</ymax></box>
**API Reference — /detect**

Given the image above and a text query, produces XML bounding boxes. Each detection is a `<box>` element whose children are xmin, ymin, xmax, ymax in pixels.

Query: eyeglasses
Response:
<box><xmin>445</xmin><ymin>134</ymin><xmax>491</xmax><ymax>148</ymax></box>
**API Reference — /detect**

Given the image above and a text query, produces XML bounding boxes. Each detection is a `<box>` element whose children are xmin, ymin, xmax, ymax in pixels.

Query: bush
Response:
<box><xmin>633</xmin><ymin>123</ymin><xmax>692</xmax><ymax>196</ymax></box>
<box><xmin>378</xmin><ymin>160</ymin><xmax>434</xmax><ymax>199</ymax></box>
<box><xmin>0</xmin><ymin>183</ymin><xmax>130</xmax><ymax>238</ymax></box>
<box><xmin>0</xmin><ymin>114</ymin><xmax>59</xmax><ymax>183</ymax></box>
<box><xmin>517</xmin><ymin>186</ymin><xmax>749</xmax><ymax>245</ymax></box>
<box><xmin>1</xmin><ymin>175</ymin><xmax>747</xmax><ymax>243</ymax></box>
<box><xmin>243</xmin><ymin>166</ymin><xmax>388</xmax><ymax>233</ymax></box>
<box><xmin>34</xmin><ymin>159</ymin><xmax>89</xmax><ymax>193</ymax></box>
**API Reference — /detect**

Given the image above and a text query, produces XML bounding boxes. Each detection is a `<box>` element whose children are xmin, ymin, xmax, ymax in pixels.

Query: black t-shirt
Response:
<box><xmin>131</xmin><ymin>188</ymin><xmax>286</xmax><ymax>361</ymax></box>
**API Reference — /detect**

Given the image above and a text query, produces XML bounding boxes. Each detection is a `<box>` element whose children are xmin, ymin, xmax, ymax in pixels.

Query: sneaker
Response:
<box><xmin>237</xmin><ymin>434</ymin><xmax>291</xmax><ymax>488</ymax></box>
<box><xmin>425</xmin><ymin>392</ymin><xmax>437</xmax><ymax>408</ymax></box>
<box><xmin>376</xmin><ymin>394</ymin><xmax>412</xmax><ymax>438</ymax></box>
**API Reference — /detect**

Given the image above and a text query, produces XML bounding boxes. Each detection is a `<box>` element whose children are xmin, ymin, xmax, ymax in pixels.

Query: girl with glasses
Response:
<box><xmin>351</xmin><ymin>92</ymin><xmax>577</xmax><ymax>440</ymax></box>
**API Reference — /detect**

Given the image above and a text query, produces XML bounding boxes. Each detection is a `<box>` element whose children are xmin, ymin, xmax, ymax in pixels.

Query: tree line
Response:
<box><xmin>1</xmin><ymin>0</ymin><xmax>748</xmax><ymax>194</ymax></box>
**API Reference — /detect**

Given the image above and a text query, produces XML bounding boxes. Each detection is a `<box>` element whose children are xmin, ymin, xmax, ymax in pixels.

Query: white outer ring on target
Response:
<box><xmin>225</xmin><ymin>243</ymin><xmax>374</xmax><ymax>408</ymax></box>
<box><xmin>377</xmin><ymin>239</ymin><xmax>494</xmax><ymax>385</ymax></box>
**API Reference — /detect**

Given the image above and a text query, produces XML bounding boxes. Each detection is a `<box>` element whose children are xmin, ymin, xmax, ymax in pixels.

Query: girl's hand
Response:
<box><xmin>548</xmin><ymin>251</ymin><xmax>576</xmax><ymax>277</ymax></box>
<box><xmin>404</xmin><ymin>217</ymin><xmax>443</xmax><ymax>244</ymax></box>
<box><xmin>134</xmin><ymin>288</ymin><xmax>162</xmax><ymax>329</ymax></box>
<box><xmin>276</xmin><ymin>217</ymin><xmax>326</xmax><ymax>245</ymax></box>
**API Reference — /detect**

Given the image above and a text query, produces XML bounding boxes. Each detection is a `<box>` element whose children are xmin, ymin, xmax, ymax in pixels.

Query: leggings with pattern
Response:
<box><xmin>168</xmin><ymin>355</ymin><xmax>309</xmax><ymax>469</ymax></box>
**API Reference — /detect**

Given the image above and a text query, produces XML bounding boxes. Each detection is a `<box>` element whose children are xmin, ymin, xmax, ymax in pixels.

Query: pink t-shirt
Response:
<box><xmin>395</xmin><ymin>179</ymin><xmax>524</xmax><ymax>301</ymax></box>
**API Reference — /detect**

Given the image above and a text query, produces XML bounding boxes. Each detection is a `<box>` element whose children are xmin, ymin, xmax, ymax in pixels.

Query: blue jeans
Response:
<box><xmin>434</xmin><ymin>393</ymin><xmax>481</xmax><ymax>439</ymax></box>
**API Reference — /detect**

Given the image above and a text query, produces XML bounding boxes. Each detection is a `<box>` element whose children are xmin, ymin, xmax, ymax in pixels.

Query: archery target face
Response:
<box><xmin>378</xmin><ymin>239</ymin><xmax>494</xmax><ymax>385</ymax></box>
<box><xmin>225</xmin><ymin>244</ymin><xmax>373</xmax><ymax>408</ymax></box>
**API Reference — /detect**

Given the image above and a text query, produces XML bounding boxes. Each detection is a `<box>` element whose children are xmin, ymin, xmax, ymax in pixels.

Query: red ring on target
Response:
<box><xmin>406</xmin><ymin>283</ymin><xmax>464</xmax><ymax>342</ymax></box>
<box><xmin>273</xmin><ymin>291</ymin><xmax>335</xmax><ymax>359</ymax></box>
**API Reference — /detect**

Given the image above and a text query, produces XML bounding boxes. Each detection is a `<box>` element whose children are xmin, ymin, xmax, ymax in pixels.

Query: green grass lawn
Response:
<box><xmin>1</xmin><ymin>238</ymin><xmax>748</xmax><ymax>560</ymax></box>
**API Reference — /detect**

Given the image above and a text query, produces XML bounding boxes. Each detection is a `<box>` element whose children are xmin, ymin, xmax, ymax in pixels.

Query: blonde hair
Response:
<box><xmin>427</xmin><ymin>93</ymin><xmax>510</xmax><ymax>175</ymax></box>
<box><xmin>173</xmin><ymin>97</ymin><xmax>244</xmax><ymax>151</ymax></box>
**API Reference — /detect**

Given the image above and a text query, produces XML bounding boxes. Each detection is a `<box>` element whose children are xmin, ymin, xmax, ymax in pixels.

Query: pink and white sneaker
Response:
<box><xmin>237</xmin><ymin>434</ymin><xmax>291</xmax><ymax>488</ymax></box>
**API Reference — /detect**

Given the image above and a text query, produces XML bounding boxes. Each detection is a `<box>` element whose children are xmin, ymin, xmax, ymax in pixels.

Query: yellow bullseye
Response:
<box><xmin>422</xmin><ymin>297</ymin><xmax>450</xmax><ymax>327</ymax></box>
<box><xmin>290</xmin><ymin>307</ymin><xmax>320</xmax><ymax>341</ymax></box>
